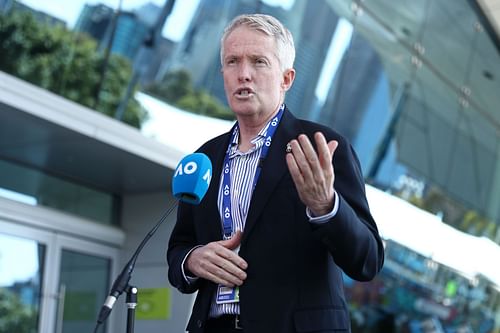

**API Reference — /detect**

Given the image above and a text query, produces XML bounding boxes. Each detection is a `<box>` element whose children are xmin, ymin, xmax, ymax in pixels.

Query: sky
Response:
<box><xmin>18</xmin><ymin>0</ymin><xmax>294</xmax><ymax>42</ymax></box>
<box><xmin>0</xmin><ymin>234</ymin><xmax>39</xmax><ymax>287</ymax></box>
<box><xmin>19</xmin><ymin>0</ymin><xmax>201</xmax><ymax>42</ymax></box>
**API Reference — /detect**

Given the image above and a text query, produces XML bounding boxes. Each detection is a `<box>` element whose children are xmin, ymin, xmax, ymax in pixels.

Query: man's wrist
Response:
<box><xmin>306</xmin><ymin>190</ymin><xmax>339</xmax><ymax>224</ymax></box>
<box><xmin>181</xmin><ymin>246</ymin><xmax>202</xmax><ymax>284</ymax></box>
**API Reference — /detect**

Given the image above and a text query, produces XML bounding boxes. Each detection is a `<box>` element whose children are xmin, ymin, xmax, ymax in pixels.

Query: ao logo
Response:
<box><xmin>265</xmin><ymin>136</ymin><xmax>272</xmax><ymax>147</ymax></box>
<box><xmin>175</xmin><ymin>161</ymin><xmax>211</xmax><ymax>185</ymax></box>
<box><xmin>203</xmin><ymin>169</ymin><xmax>211</xmax><ymax>185</ymax></box>
<box><xmin>175</xmin><ymin>161</ymin><xmax>197</xmax><ymax>176</ymax></box>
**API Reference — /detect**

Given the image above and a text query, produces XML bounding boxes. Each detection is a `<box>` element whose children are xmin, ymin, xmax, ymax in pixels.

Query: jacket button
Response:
<box><xmin>197</xmin><ymin>320</ymin><xmax>202</xmax><ymax>328</ymax></box>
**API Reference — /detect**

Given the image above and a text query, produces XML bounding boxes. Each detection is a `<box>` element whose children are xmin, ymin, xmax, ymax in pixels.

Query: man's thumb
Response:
<box><xmin>220</xmin><ymin>231</ymin><xmax>242</xmax><ymax>250</ymax></box>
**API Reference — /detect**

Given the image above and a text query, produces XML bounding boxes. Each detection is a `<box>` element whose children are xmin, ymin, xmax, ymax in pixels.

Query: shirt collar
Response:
<box><xmin>229</xmin><ymin>105</ymin><xmax>282</xmax><ymax>156</ymax></box>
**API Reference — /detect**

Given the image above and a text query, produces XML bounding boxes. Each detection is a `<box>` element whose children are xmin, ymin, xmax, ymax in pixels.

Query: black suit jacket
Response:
<box><xmin>167</xmin><ymin>108</ymin><xmax>384</xmax><ymax>333</ymax></box>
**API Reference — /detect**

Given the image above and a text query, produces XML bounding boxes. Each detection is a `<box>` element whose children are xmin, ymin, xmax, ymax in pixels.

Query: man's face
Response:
<box><xmin>221</xmin><ymin>26</ymin><xmax>294</xmax><ymax>123</ymax></box>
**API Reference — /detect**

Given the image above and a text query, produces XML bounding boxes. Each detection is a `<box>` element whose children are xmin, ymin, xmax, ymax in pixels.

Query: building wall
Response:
<box><xmin>115</xmin><ymin>191</ymin><xmax>195</xmax><ymax>333</ymax></box>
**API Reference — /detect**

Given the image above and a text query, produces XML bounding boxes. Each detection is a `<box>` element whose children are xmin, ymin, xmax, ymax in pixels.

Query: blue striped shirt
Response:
<box><xmin>208</xmin><ymin>122</ymin><xmax>271</xmax><ymax>317</ymax></box>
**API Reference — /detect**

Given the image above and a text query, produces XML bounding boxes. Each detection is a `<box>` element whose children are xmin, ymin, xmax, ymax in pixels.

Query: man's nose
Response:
<box><xmin>237</xmin><ymin>62</ymin><xmax>252</xmax><ymax>82</ymax></box>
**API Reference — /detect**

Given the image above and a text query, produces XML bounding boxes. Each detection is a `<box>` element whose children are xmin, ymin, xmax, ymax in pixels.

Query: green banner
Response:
<box><xmin>136</xmin><ymin>287</ymin><xmax>171</xmax><ymax>320</ymax></box>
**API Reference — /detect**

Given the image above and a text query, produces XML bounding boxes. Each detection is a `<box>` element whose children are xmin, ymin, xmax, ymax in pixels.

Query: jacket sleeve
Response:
<box><xmin>167</xmin><ymin>199</ymin><xmax>203</xmax><ymax>294</ymax></box>
<box><xmin>166</xmin><ymin>133</ymin><xmax>230</xmax><ymax>294</ymax></box>
<box><xmin>312</xmin><ymin>135</ymin><xmax>384</xmax><ymax>281</ymax></box>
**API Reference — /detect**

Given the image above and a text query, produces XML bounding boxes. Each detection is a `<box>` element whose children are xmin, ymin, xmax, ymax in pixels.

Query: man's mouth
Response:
<box><xmin>235</xmin><ymin>88</ymin><xmax>254</xmax><ymax>97</ymax></box>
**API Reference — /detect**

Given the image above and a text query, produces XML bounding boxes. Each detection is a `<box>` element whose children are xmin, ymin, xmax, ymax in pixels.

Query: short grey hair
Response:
<box><xmin>220</xmin><ymin>14</ymin><xmax>295</xmax><ymax>72</ymax></box>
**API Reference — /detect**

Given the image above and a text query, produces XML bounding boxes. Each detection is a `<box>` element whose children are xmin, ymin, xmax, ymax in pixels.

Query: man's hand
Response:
<box><xmin>185</xmin><ymin>231</ymin><xmax>248</xmax><ymax>287</ymax></box>
<box><xmin>286</xmin><ymin>132</ymin><xmax>338</xmax><ymax>216</ymax></box>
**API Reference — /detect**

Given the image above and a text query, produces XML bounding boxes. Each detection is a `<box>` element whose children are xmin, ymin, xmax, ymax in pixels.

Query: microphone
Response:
<box><xmin>172</xmin><ymin>152</ymin><xmax>212</xmax><ymax>204</ymax></box>
<box><xmin>95</xmin><ymin>153</ymin><xmax>212</xmax><ymax>326</ymax></box>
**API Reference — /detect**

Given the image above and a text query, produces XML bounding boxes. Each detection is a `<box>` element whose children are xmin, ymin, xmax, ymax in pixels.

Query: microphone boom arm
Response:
<box><xmin>97</xmin><ymin>201</ymin><xmax>179</xmax><ymax>324</ymax></box>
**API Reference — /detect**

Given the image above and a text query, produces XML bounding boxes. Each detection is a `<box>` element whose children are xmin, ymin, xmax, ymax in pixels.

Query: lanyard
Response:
<box><xmin>221</xmin><ymin>105</ymin><xmax>285</xmax><ymax>239</ymax></box>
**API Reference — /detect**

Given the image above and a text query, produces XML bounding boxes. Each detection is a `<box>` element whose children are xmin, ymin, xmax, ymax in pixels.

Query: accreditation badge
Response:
<box><xmin>215</xmin><ymin>285</ymin><xmax>240</xmax><ymax>304</ymax></box>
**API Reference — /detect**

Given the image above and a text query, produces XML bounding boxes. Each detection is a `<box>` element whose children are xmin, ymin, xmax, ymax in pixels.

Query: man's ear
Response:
<box><xmin>282</xmin><ymin>68</ymin><xmax>296</xmax><ymax>91</ymax></box>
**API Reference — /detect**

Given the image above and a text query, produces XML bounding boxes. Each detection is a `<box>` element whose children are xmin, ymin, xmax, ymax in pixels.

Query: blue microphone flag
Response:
<box><xmin>172</xmin><ymin>153</ymin><xmax>212</xmax><ymax>204</ymax></box>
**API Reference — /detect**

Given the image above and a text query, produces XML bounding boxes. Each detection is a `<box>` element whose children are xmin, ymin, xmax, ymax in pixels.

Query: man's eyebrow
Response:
<box><xmin>223</xmin><ymin>54</ymin><xmax>237</xmax><ymax>61</ymax></box>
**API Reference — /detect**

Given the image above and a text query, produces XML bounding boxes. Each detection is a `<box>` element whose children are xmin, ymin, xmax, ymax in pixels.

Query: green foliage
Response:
<box><xmin>96</xmin><ymin>56</ymin><xmax>145</xmax><ymax>128</ymax></box>
<box><xmin>0</xmin><ymin>11</ymin><xmax>145</xmax><ymax>128</ymax></box>
<box><xmin>145</xmin><ymin>69</ymin><xmax>235</xmax><ymax>121</ymax></box>
<box><xmin>0</xmin><ymin>288</ymin><xmax>37</xmax><ymax>333</ymax></box>
<box><xmin>147</xmin><ymin>69</ymin><xmax>193</xmax><ymax>103</ymax></box>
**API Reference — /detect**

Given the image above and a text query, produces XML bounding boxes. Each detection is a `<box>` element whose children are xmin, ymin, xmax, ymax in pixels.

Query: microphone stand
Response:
<box><xmin>126</xmin><ymin>286</ymin><xmax>138</xmax><ymax>333</ymax></box>
<box><xmin>95</xmin><ymin>201</ymin><xmax>178</xmax><ymax>332</ymax></box>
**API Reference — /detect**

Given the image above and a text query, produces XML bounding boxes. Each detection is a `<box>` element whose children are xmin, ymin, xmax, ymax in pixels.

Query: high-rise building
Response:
<box><xmin>74</xmin><ymin>2</ymin><xmax>175</xmax><ymax>84</ymax></box>
<box><xmin>0</xmin><ymin>0</ymin><xmax>14</xmax><ymax>12</ymax></box>
<box><xmin>75</xmin><ymin>4</ymin><xmax>149</xmax><ymax>62</ymax></box>
<box><xmin>132</xmin><ymin>2</ymin><xmax>178</xmax><ymax>85</ymax></box>
<box><xmin>285</xmin><ymin>0</ymin><xmax>339</xmax><ymax>118</ymax></box>
<box><xmin>74</xmin><ymin>3</ymin><xmax>114</xmax><ymax>42</ymax></box>
<box><xmin>320</xmin><ymin>32</ymin><xmax>386</xmax><ymax>140</ymax></box>
<box><xmin>312</xmin><ymin>29</ymin><xmax>406</xmax><ymax>187</ymax></box>
<box><xmin>157</xmin><ymin>0</ymin><xmax>230</xmax><ymax>89</ymax></box>
<box><xmin>101</xmin><ymin>11</ymin><xmax>149</xmax><ymax>61</ymax></box>
<box><xmin>135</xmin><ymin>2</ymin><xmax>161</xmax><ymax>27</ymax></box>
<box><xmin>140</xmin><ymin>36</ymin><xmax>176</xmax><ymax>86</ymax></box>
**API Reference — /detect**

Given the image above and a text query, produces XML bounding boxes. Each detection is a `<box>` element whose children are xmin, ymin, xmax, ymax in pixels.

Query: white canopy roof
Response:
<box><xmin>366</xmin><ymin>185</ymin><xmax>500</xmax><ymax>287</ymax></box>
<box><xmin>138</xmin><ymin>92</ymin><xmax>234</xmax><ymax>155</ymax></box>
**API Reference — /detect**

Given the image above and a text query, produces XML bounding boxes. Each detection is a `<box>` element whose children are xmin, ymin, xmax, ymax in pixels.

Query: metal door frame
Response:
<box><xmin>0</xmin><ymin>198</ymin><xmax>122</xmax><ymax>333</ymax></box>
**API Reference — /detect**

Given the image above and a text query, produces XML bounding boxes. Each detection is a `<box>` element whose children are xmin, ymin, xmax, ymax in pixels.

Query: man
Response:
<box><xmin>167</xmin><ymin>14</ymin><xmax>384</xmax><ymax>333</ymax></box>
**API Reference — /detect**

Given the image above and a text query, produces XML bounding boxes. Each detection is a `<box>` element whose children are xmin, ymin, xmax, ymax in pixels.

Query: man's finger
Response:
<box><xmin>297</xmin><ymin>134</ymin><xmax>319</xmax><ymax>166</ymax></box>
<box><xmin>220</xmin><ymin>230</ymin><xmax>243</xmax><ymax>250</ymax></box>
<box><xmin>290</xmin><ymin>136</ymin><xmax>316</xmax><ymax>184</ymax></box>
<box><xmin>209</xmin><ymin>262</ymin><xmax>246</xmax><ymax>286</ymax></box>
<box><xmin>313</xmin><ymin>132</ymin><xmax>332</xmax><ymax>171</ymax></box>
<box><xmin>286</xmin><ymin>150</ymin><xmax>304</xmax><ymax>187</ymax></box>
<box><xmin>203</xmin><ymin>267</ymin><xmax>241</xmax><ymax>287</ymax></box>
<box><xmin>327</xmin><ymin>139</ymin><xmax>338</xmax><ymax>158</ymax></box>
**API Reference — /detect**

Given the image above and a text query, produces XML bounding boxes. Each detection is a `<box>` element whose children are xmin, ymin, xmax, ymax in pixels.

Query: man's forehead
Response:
<box><xmin>223</xmin><ymin>28</ymin><xmax>277</xmax><ymax>56</ymax></box>
<box><xmin>225</xmin><ymin>26</ymin><xmax>274</xmax><ymax>44</ymax></box>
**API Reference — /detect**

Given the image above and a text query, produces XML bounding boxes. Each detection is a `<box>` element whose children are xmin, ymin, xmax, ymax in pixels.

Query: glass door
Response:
<box><xmin>54</xmin><ymin>243</ymin><xmax>114</xmax><ymax>333</ymax></box>
<box><xmin>0</xmin><ymin>220</ymin><xmax>119</xmax><ymax>333</ymax></box>
<box><xmin>0</xmin><ymin>232</ymin><xmax>46</xmax><ymax>333</ymax></box>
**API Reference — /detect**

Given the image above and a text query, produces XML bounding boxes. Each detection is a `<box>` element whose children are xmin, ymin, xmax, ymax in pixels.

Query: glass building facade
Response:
<box><xmin>1</xmin><ymin>0</ymin><xmax>500</xmax><ymax>331</ymax></box>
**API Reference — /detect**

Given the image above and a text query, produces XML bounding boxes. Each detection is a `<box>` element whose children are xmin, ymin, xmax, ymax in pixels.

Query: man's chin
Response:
<box><xmin>230</xmin><ymin>104</ymin><xmax>258</xmax><ymax>116</ymax></box>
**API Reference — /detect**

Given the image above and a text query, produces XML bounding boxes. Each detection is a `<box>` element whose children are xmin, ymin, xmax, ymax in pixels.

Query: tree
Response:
<box><xmin>0</xmin><ymin>11</ymin><xmax>146</xmax><ymax>128</ymax></box>
<box><xmin>145</xmin><ymin>69</ymin><xmax>235</xmax><ymax>121</ymax></box>
<box><xmin>0</xmin><ymin>288</ymin><xmax>37</xmax><ymax>333</ymax></box>
<box><xmin>146</xmin><ymin>69</ymin><xmax>193</xmax><ymax>104</ymax></box>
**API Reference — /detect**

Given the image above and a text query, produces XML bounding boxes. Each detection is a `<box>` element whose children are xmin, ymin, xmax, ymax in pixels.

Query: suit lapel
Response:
<box><xmin>242</xmin><ymin>108</ymin><xmax>302</xmax><ymax>243</ymax></box>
